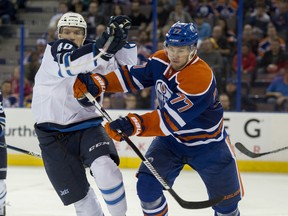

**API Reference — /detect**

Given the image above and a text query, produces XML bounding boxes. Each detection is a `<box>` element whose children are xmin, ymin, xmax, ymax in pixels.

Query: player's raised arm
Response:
<box><xmin>50</xmin><ymin>13</ymin><xmax>130</xmax><ymax>77</ymax></box>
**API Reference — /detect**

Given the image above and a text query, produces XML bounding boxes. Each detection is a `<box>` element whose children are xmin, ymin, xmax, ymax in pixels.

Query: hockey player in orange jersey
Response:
<box><xmin>74</xmin><ymin>21</ymin><xmax>243</xmax><ymax>216</ymax></box>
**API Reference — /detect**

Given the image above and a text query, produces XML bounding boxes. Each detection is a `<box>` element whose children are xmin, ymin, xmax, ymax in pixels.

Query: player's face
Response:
<box><xmin>166</xmin><ymin>45</ymin><xmax>191</xmax><ymax>71</ymax></box>
<box><xmin>59</xmin><ymin>26</ymin><xmax>85</xmax><ymax>47</ymax></box>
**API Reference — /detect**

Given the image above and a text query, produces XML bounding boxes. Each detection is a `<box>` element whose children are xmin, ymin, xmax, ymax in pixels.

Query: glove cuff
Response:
<box><xmin>98</xmin><ymin>48</ymin><xmax>114</xmax><ymax>61</ymax></box>
<box><xmin>91</xmin><ymin>74</ymin><xmax>108</xmax><ymax>95</ymax></box>
<box><xmin>127</xmin><ymin>113</ymin><xmax>144</xmax><ymax>136</ymax></box>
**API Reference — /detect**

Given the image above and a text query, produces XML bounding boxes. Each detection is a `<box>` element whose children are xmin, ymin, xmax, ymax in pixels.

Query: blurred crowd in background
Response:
<box><xmin>2</xmin><ymin>0</ymin><xmax>288</xmax><ymax>112</ymax></box>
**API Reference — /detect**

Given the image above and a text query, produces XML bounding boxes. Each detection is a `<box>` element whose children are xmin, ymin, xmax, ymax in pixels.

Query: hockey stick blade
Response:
<box><xmin>84</xmin><ymin>92</ymin><xmax>224</xmax><ymax>209</ymax></box>
<box><xmin>0</xmin><ymin>142</ymin><xmax>41</xmax><ymax>158</ymax></box>
<box><xmin>235</xmin><ymin>142</ymin><xmax>288</xmax><ymax>158</ymax></box>
<box><xmin>168</xmin><ymin>189</ymin><xmax>224</xmax><ymax>209</ymax></box>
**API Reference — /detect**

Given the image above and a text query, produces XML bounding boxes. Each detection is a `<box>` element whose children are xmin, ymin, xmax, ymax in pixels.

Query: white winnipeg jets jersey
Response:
<box><xmin>31</xmin><ymin>39</ymin><xmax>137</xmax><ymax>126</ymax></box>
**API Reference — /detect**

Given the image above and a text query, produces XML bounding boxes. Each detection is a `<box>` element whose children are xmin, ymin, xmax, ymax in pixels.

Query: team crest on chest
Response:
<box><xmin>155</xmin><ymin>80</ymin><xmax>173</xmax><ymax>108</ymax></box>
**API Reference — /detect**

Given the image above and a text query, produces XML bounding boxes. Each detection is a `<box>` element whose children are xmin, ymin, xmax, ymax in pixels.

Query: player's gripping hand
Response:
<box><xmin>96</xmin><ymin>15</ymin><xmax>131</xmax><ymax>60</ymax></box>
<box><xmin>109</xmin><ymin>15</ymin><xmax>132</xmax><ymax>39</ymax></box>
<box><xmin>73</xmin><ymin>73</ymin><xmax>107</xmax><ymax>107</ymax></box>
<box><xmin>104</xmin><ymin>113</ymin><xmax>144</xmax><ymax>141</ymax></box>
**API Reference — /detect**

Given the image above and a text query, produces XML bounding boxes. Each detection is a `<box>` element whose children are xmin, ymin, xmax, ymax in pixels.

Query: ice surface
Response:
<box><xmin>6</xmin><ymin>167</ymin><xmax>288</xmax><ymax>216</ymax></box>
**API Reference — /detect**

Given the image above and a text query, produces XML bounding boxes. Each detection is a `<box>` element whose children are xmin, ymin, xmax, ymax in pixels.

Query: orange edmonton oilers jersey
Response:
<box><xmin>105</xmin><ymin>50</ymin><xmax>226</xmax><ymax>146</ymax></box>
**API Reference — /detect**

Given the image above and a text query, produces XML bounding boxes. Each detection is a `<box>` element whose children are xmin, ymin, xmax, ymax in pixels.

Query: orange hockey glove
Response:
<box><xmin>73</xmin><ymin>73</ymin><xmax>107</xmax><ymax>106</ymax></box>
<box><xmin>104</xmin><ymin>113</ymin><xmax>144</xmax><ymax>141</ymax></box>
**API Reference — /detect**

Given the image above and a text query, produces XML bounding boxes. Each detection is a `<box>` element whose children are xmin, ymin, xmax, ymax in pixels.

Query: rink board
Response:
<box><xmin>5</xmin><ymin>108</ymin><xmax>288</xmax><ymax>173</ymax></box>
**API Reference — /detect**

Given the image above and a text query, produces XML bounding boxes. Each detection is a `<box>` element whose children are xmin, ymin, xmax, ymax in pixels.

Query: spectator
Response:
<box><xmin>155</xmin><ymin>1</ymin><xmax>169</xmax><ymax>28</ymax></box>
<box><xmin>67</xmin><ymin>0</ymin><xmax>83</xmax><ymax>12</ymax></box>
<box><xmin>25</xmin><ymin>38</ymin><xmax>47</xmax><ymax>84</ymax></box>
<box><xmin>194</xmin><ymin>12</ymin><xmax>212</xmax><ymax>45</ymax></box>
<box><xmin>242</xmin><ymin>24</ymin><xmax>260</xmax><ymax>55</ymax></box>
<box><xmin>211</xmin><ymin>25</ymin><xmax>232</xmax><ymax>59</ymax></box>
<box><xmin>214</xmin><ymin>0</ymin><xmax>237</xmax><ymax>20</ymax></box>
<box><xmin>0</xmin><ymin>0</ymin><xmax>17</xmax><ymax>24</ymax></box>
<box><xmin>232</xmin><ymin>42</ymin><xmax>257</xmax><ymax>81</ymax></box>
<box><xmin>266</xmin><ymin>62</ymin><xmax>288</xmax><ymax>111</ymax></box>
<box><xmin>1</xmin><ymin>80</ymin><xmax>18</xmax><ymax>108</ymax></box>
<box><xmin>84</xmin><ymin>1</ymin><xmax>107</xmax><ymax>39</ymax></box>
<box><xmin>272</xmin><ymin>1</ymin><xmax>288</xmax><ymax>46</ymax></box>
<box><xmin>84</xmin><ymin>1</ymin><xmax>107</xmax><ymax>28</ymax></box>
<box><xmin>10</xmin><ymin>66</ymin><xmax>33</xmax><ymax>97</ymax></box>
<box><xmin>195</xmin><ymin>0</ymin><xmax>215</xmax><ymax>19</ymax></box>
<box><xmin>257</xmin><ymin>39</ymin><xmax>288</xmax><ymax>75</ymax></box>
<box><xmin>216</xmin><ymin>17</ymin><xmax>237</xmax><ymax>49</ymax></box>
<box><xmin>224</xmin><ymin>80</ymin><xmax>257</xmax><ymax>111</ymax></box>
<box><xmin>136</xmin><ymin>29</ymin><xmax>152</xmax><ymax>64</ymax></box>
<box><xmin>87</xmin><ymin>23</ymin><xmax>106</xmax><ymax>40</ymax></box>
<box><xmin>258</xmin><ymin>23</ymin><xmax>286</xmax><ymax>58</ymax></box>
<box><xmin>167</xmin><ymin>1</ymin><xmax>192</xmax><ymax>26</ymax></box>
<box><xmin>198</xmin><ymin>37</ymin><xmax>224</xmax><ymax>92</ymax></box>
<box><xmin>128</xmin><ymin>0</ymin><xmax>150</xmax><ymax>30</ymax></box>
<box><xmin>219</xmin><ymin>92</ymin><xmax>231</xmax><ymax>111</ymax></box>
<box><xmin>73</xmin><ymin>1</ymin><xmax>84</xmax><ymax>14</ymax></box>
<box><xmin>149</xmin><ymin>0</ymin><xmax>171</xmax><ymax>28</ymax></box>
<box><xmin>111</xmin><ymin>4</ymin><xmax>123</xmax><ymax>17</ymax></box>
<box><xmin>244</xmin><ymin>2</ymin><xmax>271</xmax><ymax>38</ymax></box>
<box><xmin>48</xmin><ymin>1</ymin><xmax>68</xmax><ymax>29</ymax></box>
<box><xmin>210</xmin><ymin>25</ymin><xmax>233</xmax><ymax>79</ymax></box>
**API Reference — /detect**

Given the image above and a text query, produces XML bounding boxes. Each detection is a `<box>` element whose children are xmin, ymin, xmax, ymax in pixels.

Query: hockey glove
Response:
<box><xmin>73</xmin><ymin>73</ymin><xmax>107</xmax><ymax>106</ymax></box>
<box><xmin>95</xmin><ymin>15</ymin><xmax>131</xmax><ymax>59</ymax></box>
<box><xmin>104</xmin><ymin>113</ymin><xmax>144</xmax><ymax>142</ymax></box>
<box><xmin>109</xmin><ymin>15</ymin><xmax>132</xmax><ymax>39</ymax></box>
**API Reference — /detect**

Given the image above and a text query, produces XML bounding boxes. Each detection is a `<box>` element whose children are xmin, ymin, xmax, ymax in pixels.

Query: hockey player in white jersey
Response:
<box><xmin>31</xmin><ymin>12</ymin><xmax>137</xmax><ymax>216</ymax></box>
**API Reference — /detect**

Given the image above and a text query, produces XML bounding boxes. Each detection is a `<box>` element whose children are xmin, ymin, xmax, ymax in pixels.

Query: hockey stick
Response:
<box><xmin>84</xmin><ymin>92</ymin><xmax>224</xmax><ymax>209</ymax></box>
<box><xmin>64</xmin><ymin>35</ymin><xmax>115</xmax><ymax>71</ymax></box>
<box><xmin>0</xmin><ymin>141</ymin><xmax>41</xmax><ymax>158</ymax></box>
<box><xmin>235</xmin><ymin>142</ymin><xmax>288</xmax><ymax>158</ymax></box>
<box><xmin>65</xmin><ymin>21</ymin><xmax>129</xmax><ymax>71</ymax></box>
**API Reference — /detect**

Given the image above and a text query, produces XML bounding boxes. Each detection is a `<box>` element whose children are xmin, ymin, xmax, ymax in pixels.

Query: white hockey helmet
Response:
<box><xmin>57</xmin><ymin>12</ymin><xmax>87</xmax><ymax>36</ymax></box>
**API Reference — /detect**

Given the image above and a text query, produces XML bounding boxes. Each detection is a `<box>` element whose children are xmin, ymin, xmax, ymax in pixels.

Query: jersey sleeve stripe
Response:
<box><xmin>163</xmin><ymin>103</ymin><xmax>186</xmax><ymax>127</ymax></box>
<box><xmin>92</xmin><ymin>44</ymin><xmax>98</xmax><ymax>66</ymax></box>
<box><xmin>178</xmin><ymin>120</ymin><xmax>223</xmax><ymax>142</ymax></box>
<box><xmin>175</xmin><ymin>117</ymin><xmax>223</xmax><ymax>134</ymax></box>
<box><xmin>57</xmin><ymin>69</ymin><xmax>64</xmax><ymax>78</ymax></box>
<box><xmin>63</xmin><ymin>53</ymin><xmax>74</xmax><ymax>76</ymax></box>
<box><xmin>0</xmin><ymin>117</ymin><xmax>5</xmax><ymax>126</ymax></box>
<box><xmin>122</xmin><ymin>66</ymin><xmax>138</xmax><ymax>92</ymax></box>
<box><xmin>162</xmin><ymin>111</ymin><xmax>179</xmax><ymax>131</ymax></box>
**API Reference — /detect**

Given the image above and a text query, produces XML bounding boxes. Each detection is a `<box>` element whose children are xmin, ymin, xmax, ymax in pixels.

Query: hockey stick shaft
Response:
<box><xmin>84</xmin><ymin>92</ymin><xmax>223</xmax><ymax>209</ymax></box>
<box><xmin>65</xmin><ymin>36</ymin><xmax>114</xmax><ymax>71</ymax></box>
<box><xmin>0</xmin><ymin>141</ymin><xmax>41</xmax><ymax>158</ymax></box>
<box><xmin>235</xmin><ymin>142</ymin><xmax>288</xmax><ymax>158</ymax></box>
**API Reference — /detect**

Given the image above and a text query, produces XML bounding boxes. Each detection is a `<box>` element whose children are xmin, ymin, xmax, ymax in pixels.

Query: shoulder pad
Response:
<box><xmin>51</xmin><ymin>39</ymin><xmax>78</xmax><ymax>58</ymax></box>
